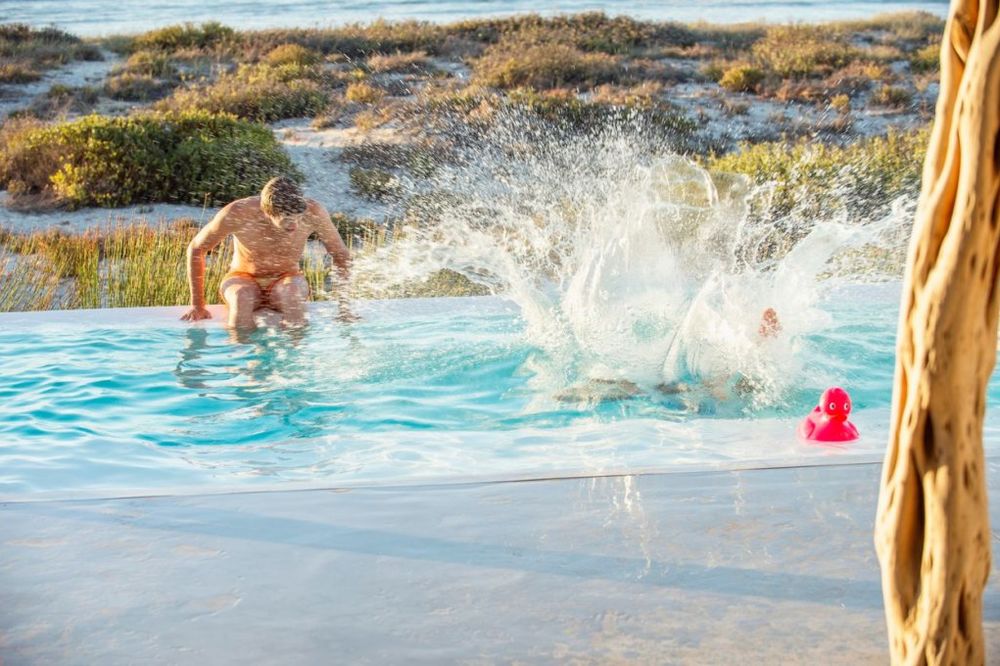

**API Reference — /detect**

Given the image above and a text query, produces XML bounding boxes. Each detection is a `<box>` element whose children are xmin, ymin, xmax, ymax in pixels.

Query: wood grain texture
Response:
<box><xmin>874</xmin><ymin>1</ymin><xmax>1000</xmax><ymax>663</ymax></box>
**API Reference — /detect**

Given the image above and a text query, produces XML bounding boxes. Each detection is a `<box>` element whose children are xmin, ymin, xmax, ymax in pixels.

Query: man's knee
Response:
<box><xmin>271</xmin><ymin>277</ymin><xmax>308</xmax><ymax>306</ymax></box>
<box><xmin>226</xmin><ymin>284</ymin><xmax>258</xmax><ymax>309</ymax></box>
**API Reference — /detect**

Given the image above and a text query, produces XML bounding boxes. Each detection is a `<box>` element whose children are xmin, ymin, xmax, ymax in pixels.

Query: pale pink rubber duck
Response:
<box><xmin>798</xmin><ymin>387</ymin><xmax>860</xmax><ymax>444</ymax></box>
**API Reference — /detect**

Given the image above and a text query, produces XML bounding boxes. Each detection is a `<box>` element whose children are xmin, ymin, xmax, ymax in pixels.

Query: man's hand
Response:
<box><xmin>181</xmin><ymin>306</ymin><xmax>212</xmax><ymax>322</ymax></box>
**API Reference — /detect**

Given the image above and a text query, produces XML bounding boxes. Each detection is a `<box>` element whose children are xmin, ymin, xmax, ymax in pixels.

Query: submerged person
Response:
<box><xmin>181</xmin><ymin>177</ymin><xmax>353</xmax><ymax>329</ymax></box>
<box><xmin>657</xmin><ymin>307</ymin><xmax>782</xmax><ymax>402</ymax></box>
<box><xmin>556</xmin><ymin>308</ymin><xmax>783</xmax><ymax>407</ymax></box>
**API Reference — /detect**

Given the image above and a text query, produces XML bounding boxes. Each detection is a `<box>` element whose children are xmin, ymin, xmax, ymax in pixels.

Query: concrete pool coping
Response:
<box><xmin>3</xmin><ymin>460</ymin><xmax>1000</xmax><ymax>664</ymax></box>
<box><xmin>0</xmin><ymin>296</ymin><xmax>518</xmax><ymax>329</ymax></box>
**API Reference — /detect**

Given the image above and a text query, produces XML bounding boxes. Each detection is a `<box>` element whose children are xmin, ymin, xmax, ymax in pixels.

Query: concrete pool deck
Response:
<box><xmin>4</xmin><ymin>461</ymin><xmax>1000</xmax><ymax>664</ymax></box>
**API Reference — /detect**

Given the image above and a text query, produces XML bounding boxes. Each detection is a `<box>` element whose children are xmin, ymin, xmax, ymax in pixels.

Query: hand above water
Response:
<box><xmin>181</xmin><ymin>306</ymin><xmax>212</xmax><ymax>321</ymax></box>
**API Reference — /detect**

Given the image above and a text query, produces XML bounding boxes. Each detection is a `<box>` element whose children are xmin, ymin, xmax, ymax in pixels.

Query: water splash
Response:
<box><xmin>351</xmin><ymin>112</ymin><xmax>913</xmax><ymax>409</ymax></box>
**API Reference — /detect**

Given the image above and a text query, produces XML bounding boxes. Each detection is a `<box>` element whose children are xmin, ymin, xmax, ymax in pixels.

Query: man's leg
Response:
<box><xmin>268</xmin><ymin>275</ymin><xmax>309</xmax><ymax>325</ymax></box>
<box><xmin>221</xmin><ymin>278</ymin><xmax>262</xmax><ymax>329</ymax></box>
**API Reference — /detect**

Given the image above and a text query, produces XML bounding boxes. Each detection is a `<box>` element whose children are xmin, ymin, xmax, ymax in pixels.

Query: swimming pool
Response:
<box><xmin>3</xmin><ymin>282</ymin><xmax>1000</xmax><ymax>499</ymax></box>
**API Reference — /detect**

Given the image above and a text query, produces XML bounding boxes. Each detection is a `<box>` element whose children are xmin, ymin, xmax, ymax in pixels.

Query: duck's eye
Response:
<box><xmin>844</xmin><ymin>402</ymin><xmax>850</xmax><ymax>411</ymax></box>
<box><xmin>829</xmin><ymin>402</ymin><xmax>836</xmax><ymax>411</ymax></box>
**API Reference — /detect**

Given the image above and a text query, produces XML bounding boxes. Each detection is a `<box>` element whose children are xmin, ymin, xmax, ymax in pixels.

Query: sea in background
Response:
<box><xmin>2</xmin><ymin>0</ymin><xmax>949</xmax><ymax>37</ymax></box>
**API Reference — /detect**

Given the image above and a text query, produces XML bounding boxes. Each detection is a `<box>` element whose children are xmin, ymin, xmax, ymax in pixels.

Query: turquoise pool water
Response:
<box><xmin>2</xmin><ymin>283</ymin><xmax>999</xmax><ymax>497</ymax></box>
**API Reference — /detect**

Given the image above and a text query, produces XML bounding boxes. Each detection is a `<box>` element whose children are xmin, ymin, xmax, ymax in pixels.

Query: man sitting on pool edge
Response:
<box><xmin>181</xmin><ymin>177</ymin><xmax>352</xmax><ymax>329</ymax></box>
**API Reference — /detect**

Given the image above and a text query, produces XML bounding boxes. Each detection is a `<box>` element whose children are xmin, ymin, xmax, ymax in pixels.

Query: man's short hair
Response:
<box><xmin>260</xmin><ymin>177</ymin><xmax>307</xmax><ymax>217</ymax></box>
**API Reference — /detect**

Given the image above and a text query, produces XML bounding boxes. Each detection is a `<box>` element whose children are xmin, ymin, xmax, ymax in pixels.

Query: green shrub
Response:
<box><xmin>0</xmin><ymin>110</ymin><xmax>301</xmax><ymax>209</ymax></box>
<box><xmin>0</xmin><ymin>24</ymin><xmax>103</xmax><ymax>81</ymax></box>
<box><xmin>349</xmin><ymin>166</ymin><xmax>401</xmax><ymax>199</ymax></box>
<box><xmin>706</xmin><ymin>128</ymin><xmax>929</xmax><ymax>218</ymax></box>
<box><xmin>474</xmin><ymin>41</ymin><xmax>619</xmax><ymax>90</ymax></box>
<box><xmin>340</xmin><ymin>141</ymin><xmax>445</xmax><ymax>177</ymax></box>
<box><xmin>366</xmin><ymin>50</ymin><xmax>430</xmax><ymax>73</ymax></box>
<box><xmin>506</xmin><ymin>88</ymin><xmax>696</xmax><ymax>135</ymax></box>
<box><xmin>0</xmin><ymin>63</ymin><xmax>41</xmax><ymax>83</ymax></box>
<box><xmin>157</xmin><ymin>64</ymin><xmax>329</xmax><ymax>122</ymax></box>
<box><xmin>752</xmin><ymin>25</ymin><xmax>854</xmax><ymax>77</ymax></box>
<box><xmin>830</xmin><ymin>93</ymin><xmax>851</xmax><ymax>113</ymax></box>
<box><xmin>264</xmin><ymin>43</ymin><xmax>321</xmax><ymax>66</ymax></box>
<box><xmin>718</xmin><ymin>64</ymin><xmax>764</xmax><ymax>92</ymax></box>
<box><xmin>589</xmin><ymin>81</ymin><xmax>662</xmax><ymax>107</ymax></box>
<box><xmin>872</xmin><ymin>84</ymin><xmax>912</xmax><ymax>108</ymax></box>
<box><xmin>105</xmin><ymin>72</ymin><xmax>174</xmax><ymax>101</ymax></box>
<box><xmin>121</xmin><ymin>49</ymin><xmax>179</xmax><ymax>77</ymax></box>
<box><xmin>689</xmin><ymin>23</ymin><xmax>767</xmax><ymax>57</ymax></box>
<box><xmin>910</xmin><ymin>43</ymin><xmax>939</xmax><ymax>73</ymax></box>
<box><xmin>16</xmin><ymin>84</ymin><xmax>101</xmax><ymax>119</ymax></box>
<box><xmin>345</xmin><ymin>81</ymin><xmax>384</xmax><ymax>104</ymax></box>
<box><xmin>832</xmin><ymin>11</ymin><xmax>944</xmax><ymax>45</ymax></box>
<box><xmin>129</xmin><ymin>22</ymin><xmax>236</xmax><ymax>53</ymax></box>
<box><xmin>449</xmin><ymin>12</ymin><xmax>669</xmax><ymax>55</ymax></box>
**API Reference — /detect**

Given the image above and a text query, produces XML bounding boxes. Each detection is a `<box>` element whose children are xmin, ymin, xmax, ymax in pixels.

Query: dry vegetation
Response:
<box><xmin>0</xmin><ymin>12</ymin><xmax>944</xmax><ymax>308</ymax></box>
<box><xmin>0</xmin><ymin>24</ymin><xmax>103</xmax><ymax>84</ymax></box>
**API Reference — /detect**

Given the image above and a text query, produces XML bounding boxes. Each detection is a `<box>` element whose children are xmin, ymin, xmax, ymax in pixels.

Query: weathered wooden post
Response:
<box><xmin>874</xmin><ymin>1</ymin><xmax>1000</xmax><ymax>663</ymax></box>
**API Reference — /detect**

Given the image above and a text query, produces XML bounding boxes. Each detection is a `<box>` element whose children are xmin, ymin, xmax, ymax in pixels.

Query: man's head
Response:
<box><xmin>261</xmin><ymin>176</ymin><xmax>307</xmax><ymax>232</ymax></box>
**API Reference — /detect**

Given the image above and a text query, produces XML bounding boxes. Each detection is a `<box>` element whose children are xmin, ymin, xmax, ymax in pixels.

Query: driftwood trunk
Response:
<box><xmin>874</xmin><ymin>0</ymin><xmax>1000</xmax><ymax>662</ymax></box>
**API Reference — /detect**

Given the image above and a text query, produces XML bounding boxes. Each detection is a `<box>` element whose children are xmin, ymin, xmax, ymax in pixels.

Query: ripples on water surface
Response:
<box><xmin>2</xmin><ymin>288</ymin><xmax>999</xmax><ymax>497</ymax></box>
<box><xmin>3</xmin><ymin>0</ymin><xmax>949</xmax><ymax>37</ymax></box>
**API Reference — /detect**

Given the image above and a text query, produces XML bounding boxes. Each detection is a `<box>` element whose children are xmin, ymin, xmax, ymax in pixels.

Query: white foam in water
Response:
<box><xmin>352</xmin><ymin>112</ymin><xmax>915</xmax><ymax>409</ymax></box>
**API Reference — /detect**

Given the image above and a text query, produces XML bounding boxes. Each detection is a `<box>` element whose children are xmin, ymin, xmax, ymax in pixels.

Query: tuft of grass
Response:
<box><xmin>588</xmin><ymin>81</ymin><xmax>662</xmax><ymax>107</ymax></box>
<box><xmin>349</xmin><ymin>166</ymin><xmax>401</xmax><ymax>200</ymax></box>
<box><xmin>105</xmin><ymin>72</ymin><xmax>175</xmax><ymax>101</ymax></box>
<box><xmin>910</xmin><ymin>43</ymin><xmax>939</xmax><ymax>73</ymax></box>
<box><xmin>872</xmin><ymin>84</ymin><xmax>912</xmax><ymax>108</ymax></box>
<box><xmin>0</xmin><ymin>62</ymin><xmax>42</xmax><ymax>83</ymax></box>
<box><xmin>752</xmin><ymin>25</ymin><xmax>854</xmax><ymax>78</ymax></box>
<box><xmin>340</xmin><ymin>140</ymin><xmax>446</xmax><ymax>177</ymax></box>
<box><xmin>0</xmin><ymin>110</ymin><xmax>301</xmax><ymax>209</ymax></box>
<box><xmin>706</xmin><ymin>128</ymin><xmax>929</xmax><ymax>219</ymax></box>
<box><xmin>687</xmin><ymin>23</ymin><xmax>767</xmax><ymax>57</ymax></box>
<box><xmin>473</xmin><ymin>40</ymin><xmax>620</xmax><ymax>90</ymax></box>
<box><xmin>507</xmin><ymin>87</ymin><xmax>695</xmax><ymax>136</ymax></box>
<box><xmin>345</xmin><ymin>81</ymin><xmax>385</xmax><ymax>104</ymax></box>
<box><xmin>0</xmin><ymin>24</ymin><xmax>103</xmax><ymax>83</ymax></box>
<box><xmin>830</xmin><ymin>93</ymin><xmax>851</xmax><ymax>113</ymax></box>
<box><xmin>831</xmin><ymin>11</ymin><xmax>944</xmax><ymax>45</ymax></box>
<box><xmin>264</xmin><ymin>43</ymin><xmax>322</xmax><ymax>66</ymax></box>
<box><xmin>121</xmin><ymin>49</ymin><xmax>180</xmax><ymax>77</ymax></box>
<box><xmin>366</xmin><ymin>50</ymin><xmax>431</xmax><ymax>73</ymax></box>
<box><xmin>0</xmin><ymin>222</ymin><xmax>227</xmax><ymax>310</ymax></box>
<box><xmin>156</xmin><ymin>63</ymin><xmax>330</xmax><ymax>122</ymax></box>
<box><xmin>19</xmin><ymin>84</ymin><xmax>101</xmax><ymax>119</ymax></box>
<box><xmin>718</xmin><ymin>63</ymin><xmax>764</xmax><ymax>92</ymax></box>
<box><xmin>127</xmin><ymin>22</ymin><xmax>237</xmax><ymax>53</ymax></box>
<box><xmin>449</xmin><ymin>12</ymin><xmax>670</xmax><ymax>56</ymax></box>
<box><xmin>0</xmin><ymin>217</ymin><xmax>488</xmax><ymax>311</ymax></box>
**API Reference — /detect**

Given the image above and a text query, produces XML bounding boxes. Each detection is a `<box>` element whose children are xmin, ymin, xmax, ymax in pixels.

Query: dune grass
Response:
<box><xmin>0</xmin><ymin>216</ymin><xmax>487</xmax><ymax>312</ymax></box>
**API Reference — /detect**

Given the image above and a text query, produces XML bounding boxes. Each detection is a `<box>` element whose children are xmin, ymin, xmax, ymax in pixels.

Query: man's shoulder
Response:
<box><xmin>305</xmin><ymin>198</ymin><xmax>331</xmax><ymax>226</ymax></box>
<box><xmin>216</xmin><ymin>196</ymin><xmax>262</xmax><ymax>224</ymax></box>
<box><xmin>226</xmin><ymin>196</ymin><xmax>260</xmax><ymax>213</ymax></box>
<box><xmin>305</xmin><ymin>198</ymin><xmax>326</xmax><ymax>215</ymax></box>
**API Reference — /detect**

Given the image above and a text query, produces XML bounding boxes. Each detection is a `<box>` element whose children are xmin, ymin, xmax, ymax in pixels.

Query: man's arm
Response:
<box><xmin>312</xmin><ymin>204</ymin><xmax>351</xmax><ymax>283</ymax></box>
<box><xmin>310</xmin><ymin>203</ymin><xmax>356</xmax><ymax>320</ymax></box>
<box><xmin>181</xmin><ymin>204</ymin><xmax>236</xmax><ymax>321</ymax></box>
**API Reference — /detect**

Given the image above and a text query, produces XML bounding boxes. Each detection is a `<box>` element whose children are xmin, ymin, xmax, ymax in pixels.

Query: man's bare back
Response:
<box><xmin>181</xmin><ymin>177</ymin><xmax>351</xmax><ymax>329</ymax></box>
